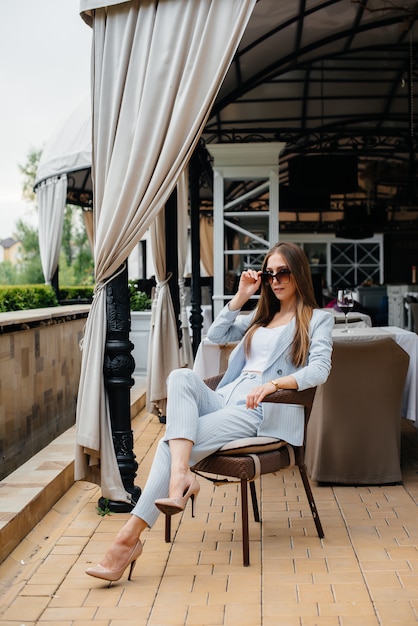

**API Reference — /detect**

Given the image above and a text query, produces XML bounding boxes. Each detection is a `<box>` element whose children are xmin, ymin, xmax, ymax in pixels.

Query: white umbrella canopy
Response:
<box><xmin>34</xmin><ymin>96</ymin><xmax>92</xmax><ymax>191</ymax></box>
<box><xmin>34</xmin><ymin>96</ymin><xmax>93</xmax><ymax>283</ymax></box>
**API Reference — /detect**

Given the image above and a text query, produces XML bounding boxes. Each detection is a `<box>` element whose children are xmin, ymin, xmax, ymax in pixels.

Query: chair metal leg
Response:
<box><xmin>249</xmin><ymin>481</ymin><xmax>260</xmax><ymax>523</ymax></box>
<box><xmin>165</xmin><ymin>514</ymin><xmax>171</xmax><ymax>542</ymax></box>
<box><xmin>240</xmin><ymin>479</ymin><xmax>250</xmax><ymax>566</ymax></box>
<box><xmin>299</xmin><ymin>463</ymin><xmax>324</xmax><ymax>539</ymax></box>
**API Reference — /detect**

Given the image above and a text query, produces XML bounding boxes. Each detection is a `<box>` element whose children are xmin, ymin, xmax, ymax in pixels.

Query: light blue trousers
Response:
<box><xmin>130</xmin><ymin>368</ymin><xmax>263</xmax><ymax>527</ymax></box>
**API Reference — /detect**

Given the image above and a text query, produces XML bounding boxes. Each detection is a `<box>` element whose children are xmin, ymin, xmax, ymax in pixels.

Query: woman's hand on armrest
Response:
<box><xmin>245</xmin><ymin>375</ymin><xmax>298</xmax><ymax>409</ymax></box>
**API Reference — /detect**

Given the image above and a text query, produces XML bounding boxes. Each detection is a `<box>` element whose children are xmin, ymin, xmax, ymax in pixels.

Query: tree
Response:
<box><xmin>62</xmin><ymin>205</ymin><xmax>94</xmax><ymax>285</ymax></box>
<box><xmin>13</xmin><ymin>219</ymin><xmax>44</xmax><ymax>284</ymax></box>
<box><xmin>59</xmin><ymin>209</ymin><xmax>94</xmax><ymax>286</ymax></box>
<box><xmin>19</xmin><ymin>148</ymin><xmax>42</xmax><ymax>205</ymax></box>
<box><xmin>0</xmin><ymin>219</ymin><xmax>44</xmax><ymax>286</ymax></box>
<box><xmin>0</xmin><ymin>261</ymin><xmax>18</xmax><ymax>284</ymax></box>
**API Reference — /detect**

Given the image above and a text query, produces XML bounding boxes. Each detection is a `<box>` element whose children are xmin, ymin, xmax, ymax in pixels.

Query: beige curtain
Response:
<box><xmin>37</xmin><ymin>175</ymin><xmax>67</xmax><ymax>284</ymax></box>
<box><xmin>82</xmin><ymin>208</ymin><xmax>94</xmax><ymax>250</ymax></box>
<box><xmin>200</xmin><ymin>215</ymin><xmax>214</xmax><ymax>277</ymax></box>
<box><xmin>147</xmin><ymin>210</ymin><xmax>181</xmax><ymax>416</ymax></box>
<box><xmin>147</xmin><ymin>169</ymin><xmax>193</xmax><ymax>417</ymax></box>
<box><xmin>75</xmin><ymin>0</ymin><xmax>257</xmax><ymax>502</ymax></box>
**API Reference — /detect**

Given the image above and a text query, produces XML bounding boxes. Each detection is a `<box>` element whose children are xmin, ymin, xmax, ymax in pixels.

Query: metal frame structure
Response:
<box><xmin>207</xmin><ymin>143</ymin><xmax>284</xmax><ymax>316</ymax></box>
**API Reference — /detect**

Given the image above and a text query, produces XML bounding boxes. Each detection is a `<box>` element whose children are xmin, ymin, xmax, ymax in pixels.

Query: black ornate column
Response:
<box><xmin>51</xmin><ymin>266</ymin><xmax>59</xmax><ymax>301</ymax></box>
<box><xmin>98</xmin><ymin>263</ymin><xmax>141</xmax><ymax>513</ymax></box>
<box><xmin>189</xmin><ymin>151</ymin><xmax>203</xmax><ymax>356</ymax></box>
<box><xmin>165</xmin><ymin>192</ymin><xmax>182</xmax><ymax>346</ymax></box>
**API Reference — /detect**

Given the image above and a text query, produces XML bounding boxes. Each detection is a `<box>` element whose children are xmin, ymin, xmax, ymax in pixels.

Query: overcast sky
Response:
<box><xmin>0</xmin><ymin>1</ymin><xmax>92</xmax><ymax>239</ymax></box>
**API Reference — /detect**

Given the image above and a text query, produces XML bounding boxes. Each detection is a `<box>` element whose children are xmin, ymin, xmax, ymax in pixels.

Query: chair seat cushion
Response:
<box><xmin>216</xmin><ymin>436</ymin><xmax>285</xmax><ymax>455</ymax></box>
<box><xmin>193</xmin><ymin>447</ymin><xmax>292</xmax><ymax>480</ymax></box>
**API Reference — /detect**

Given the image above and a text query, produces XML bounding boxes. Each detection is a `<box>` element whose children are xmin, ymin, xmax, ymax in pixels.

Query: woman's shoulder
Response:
<box><xmin>311</xmin><ymin>307</ymin><xmax>332</xmax><ymax>319</ymax></box>
<box><xmin>311</xmin><ymin>307</ymin><xmax>335</xmax><ymax>327</ymax></box>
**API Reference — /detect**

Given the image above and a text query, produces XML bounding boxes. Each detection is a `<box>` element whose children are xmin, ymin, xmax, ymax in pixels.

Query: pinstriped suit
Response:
<box><xmin>207</xmin><ymin>305</ymin><xmax>334</xmax><ymax>445</ymax></box>
<box><xmin>130</xmin><ymin>305</ymin><xmax>333</xmax><ymax>527</ymax></box>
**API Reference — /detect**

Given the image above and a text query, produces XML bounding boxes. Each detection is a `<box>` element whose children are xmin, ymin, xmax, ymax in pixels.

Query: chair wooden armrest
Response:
<box><xmin>263</xmin><ymin>387</ymin><xmax>316</xmax><ymax>410</ymax></box>
<box><xmin>204</xmin><ymin>373</ymin><xmax>316</xmax><ymax>413</ymax></box>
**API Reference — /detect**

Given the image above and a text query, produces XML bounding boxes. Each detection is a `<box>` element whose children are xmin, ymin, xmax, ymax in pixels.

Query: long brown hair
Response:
<box><xmin>244</xmin><ymin>242</ymin><xmax>318</xmax><ymax>367</ymax></box>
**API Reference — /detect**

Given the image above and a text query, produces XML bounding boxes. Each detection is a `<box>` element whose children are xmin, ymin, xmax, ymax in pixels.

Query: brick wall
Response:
<box><xmin>0</xmin><ymin>310</ymin><xmax>88</xmax><ymax>480</ymax></box>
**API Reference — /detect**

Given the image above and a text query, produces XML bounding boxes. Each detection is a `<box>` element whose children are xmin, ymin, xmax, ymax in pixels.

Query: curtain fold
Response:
<box><xmin>82</xmin><ymin>208</ymin><xmax>94</xmax><ymax>250</ymax></box>
<box><xmin>37</xmin><ymin>175</ymin><xmax>67</xmax><ymax>284</ymax></box>
<box><xmin>200</xmin><ymin>215</ymin><xmax>214</xmax><ymax>277</ymax></box>
<box><xmin>75</xmin><ymin>0</ymin><xmax>257</xmax><ymax>501</ymax></box>
<box><xmin>147</xmin><ymin>210</ymin><xmax>181</xmax><ymax>417</ymax></box>
<box><xmin>147</xmin><ymin>169</ymin><xmax>193</xmax><ymax>418</ymax></box>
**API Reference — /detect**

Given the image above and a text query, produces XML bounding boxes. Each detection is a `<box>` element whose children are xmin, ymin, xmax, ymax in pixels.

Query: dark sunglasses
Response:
<box><xmin>261</xmin><ymin>269</ymin><xmax>292</xmax><ymax>285</ymax></box>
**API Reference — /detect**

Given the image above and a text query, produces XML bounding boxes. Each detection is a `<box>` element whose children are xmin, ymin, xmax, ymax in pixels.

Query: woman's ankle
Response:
<box><xmin>116</xmin><ymin>516</ymin><xmax>146</xmax><ymax>544</ymax></box>
<box><xmin>169</xmin><ymin>470</ymin><xmax>194</xmax><ymax>497</ymax></box>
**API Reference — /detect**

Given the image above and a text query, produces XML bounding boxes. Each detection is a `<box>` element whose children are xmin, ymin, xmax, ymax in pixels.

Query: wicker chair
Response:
<box><xmin>163</xmin><ymin>374</ymin><xmax>322</xmax><ymax>566</ymax></box>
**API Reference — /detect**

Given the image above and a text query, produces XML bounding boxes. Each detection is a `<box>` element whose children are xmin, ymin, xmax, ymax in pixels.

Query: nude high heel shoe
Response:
<box><xmin>155</xmin><ymin>476</ymin><xmax>200</xmax><ymax>517</ymax></box>
<box><xmin>86</xmin><ymin>539</ymin><xmax>143</xmax><ymax>583</ymax></box>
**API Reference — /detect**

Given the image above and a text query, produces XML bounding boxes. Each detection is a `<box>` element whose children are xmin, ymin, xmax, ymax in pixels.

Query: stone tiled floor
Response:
<box><xmin>1</xmin><ymin>392</ymin><xmax>418</xmax><ymax>625</ymax></box>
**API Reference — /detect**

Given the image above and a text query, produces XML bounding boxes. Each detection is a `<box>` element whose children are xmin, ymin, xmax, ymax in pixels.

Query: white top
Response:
<box><xmin>243</xmin><ymin>325</ymin><xmax>287</xmax><ymax>372</ymax></box>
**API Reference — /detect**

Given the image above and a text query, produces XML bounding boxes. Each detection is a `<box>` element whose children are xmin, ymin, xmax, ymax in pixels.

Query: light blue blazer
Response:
<box><xmin>206</xmin><ymin>305</ymin><xmax>334</xmax><ymax>445</ymax></box>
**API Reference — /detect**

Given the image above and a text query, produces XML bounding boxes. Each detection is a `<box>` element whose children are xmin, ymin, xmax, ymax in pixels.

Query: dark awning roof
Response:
<box><xmin>202</xmin><ymin>0</ymin><xmax>418</xmax><ymax>232</ymax></box>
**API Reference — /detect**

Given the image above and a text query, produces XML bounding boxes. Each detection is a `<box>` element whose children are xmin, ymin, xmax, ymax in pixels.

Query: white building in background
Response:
<box><xmin>0</xmin><ymin>238</ymin><xmax>22</xmax><ymax>265</ymax></box>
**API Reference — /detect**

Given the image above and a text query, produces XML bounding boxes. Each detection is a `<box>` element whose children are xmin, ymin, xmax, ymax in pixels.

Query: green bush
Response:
<box><xmin>0</xmin><ymin>282</ymin><xmax>151</xmax><ymax>312</ymax></box>
<box><xmin>58</xmin><ymin>286</ymin><xmax>94</xmax><ymax>303</ymax></box>
<box><xmin>129</xmin><ymin>280</ymin><xmax>152</xmax><ymax>311</ymax></box>
<box><xmin>0</xmin><ymin>285</ymin><xmax>58</xmax><ymax>312</ymax></box>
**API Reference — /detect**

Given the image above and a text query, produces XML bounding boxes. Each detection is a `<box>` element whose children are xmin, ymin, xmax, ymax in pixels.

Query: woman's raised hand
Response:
<box><xmin>228</xmin><ymin>269</ymin><xmax>262</xmax><ymax>311</ymax></box>
<box><xmin>238</xmin><ymin>268</ymin><xmax>262</xmax><ymax>296</ymax></box>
